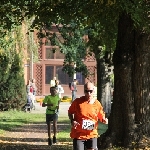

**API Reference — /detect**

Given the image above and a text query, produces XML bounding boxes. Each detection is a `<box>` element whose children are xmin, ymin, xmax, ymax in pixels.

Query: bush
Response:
<box><xmin>0</xmin><ymin>53</ymin><xmax>26</xmax><ymax>111</ymax></box>
<box><xmin>62</xmin><ymin>96</ymin><xmax>69</xmax><ymax>100</ymax></box>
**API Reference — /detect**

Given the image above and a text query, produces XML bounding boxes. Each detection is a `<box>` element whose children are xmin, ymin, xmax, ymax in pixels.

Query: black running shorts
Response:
<box><xmin>73</xmin><ymin>137</ymin><xmax>97</xmax><ymax>150</ymax></box>
<box><xmin>46</xmin><ymin>113</ymin><xmax>58</xmax><ymax>124</ymax></box>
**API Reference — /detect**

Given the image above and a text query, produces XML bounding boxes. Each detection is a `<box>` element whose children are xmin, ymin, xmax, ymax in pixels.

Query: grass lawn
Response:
<box><xmin>0</xmin><ymin>111</ymin><xmax>108</xmax><ymax>150</ymax></box>
<box><xmin>0</xmin><ymin>110</ymin><xmax>45</xmax><ymax>134</ymax></box>
<box><xmin>0</xmin><ymin>110</ymin><xmax>108</xmax><ymax>135</ymax></box>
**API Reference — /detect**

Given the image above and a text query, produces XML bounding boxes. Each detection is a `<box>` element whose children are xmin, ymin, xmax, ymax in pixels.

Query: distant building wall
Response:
<box><xmin>31</xmin><ymin>26</ymin><xmax>97</xmax><ymax>97</ymax></box>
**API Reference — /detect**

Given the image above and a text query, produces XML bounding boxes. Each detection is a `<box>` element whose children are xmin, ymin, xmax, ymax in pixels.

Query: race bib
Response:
<box><xmin>82</xmin><ymin>120</ymin><xmax>95</xmax><ymax>130</ymax></box>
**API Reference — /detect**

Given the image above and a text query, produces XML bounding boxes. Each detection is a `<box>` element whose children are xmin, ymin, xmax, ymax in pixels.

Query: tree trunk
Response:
<box><xmin>97</xmin><ymin>58</ymin><xmax>112</xmax><ymax>116</ymax></box>
<box><xmin>98</xmin><ymin>12</ymin><xmax>150</xmax><ymax>149</ymax></box>
<box><xmin>97</xmin><ymin>58</ymin><xmax>105</xmax><ymax>102</ymax></box>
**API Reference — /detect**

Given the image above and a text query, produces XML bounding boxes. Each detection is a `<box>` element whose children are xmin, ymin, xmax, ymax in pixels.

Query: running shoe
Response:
<box><xmin>53</xmin><ymin>136</ymin><xmax>57</xmax><ymax>144</ymax></box>
<box><xmin>48</xmin><ymin>138</ymin><xmax>52</xmax><ymax>146</ymax></box>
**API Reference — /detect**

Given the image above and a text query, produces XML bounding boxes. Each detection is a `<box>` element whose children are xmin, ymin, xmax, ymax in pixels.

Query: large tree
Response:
<box><xmin>99</xmin><ymin>12</ymin><xmax>150</xmax><ymax>148</ymax></box>
<box><xmin>2</xmin><ymin>0</ymin><xmax>150</xmax><ymax>148</ymax></box>
<box><xmin>28</xmin><ymin>1</ymin><xmax>150</xmax><ymax>148</ymax></box>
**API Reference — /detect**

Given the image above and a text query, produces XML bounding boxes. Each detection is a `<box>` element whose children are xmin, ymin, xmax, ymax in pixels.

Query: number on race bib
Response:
<box><xmin>82</xmin><ymin>120</ymin><xmax>95</xmax><ymax>130</ymax></box>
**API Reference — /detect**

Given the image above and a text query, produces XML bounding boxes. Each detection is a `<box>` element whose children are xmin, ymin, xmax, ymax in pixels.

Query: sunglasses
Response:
<box><xmin>84</xmin><ymin>90</ymin><xmax>93</xmax><ymax>93</ymax></box>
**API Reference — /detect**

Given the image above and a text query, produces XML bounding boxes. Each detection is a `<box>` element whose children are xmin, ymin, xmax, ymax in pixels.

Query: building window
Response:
<box><xmin>46</xmin><ymin>48</ymin><xmax>54</xmax><ymax>59</ymax></box>
<box><xmin>45</xmin><ymin>66</ymin><xmax>54</xmax><ymax>84</ymax></box>
<box><xmin>56</xmin><ymin>50</ymin><xmax>65</xmax><ymax>59</ymax></box>
<box><xmin>76</xmin><ymin>72</ymin><xmax>85</xmax><ymax>85</ymax></box>
<box><xmin>45</xmin><ymin>40</ymin><xmax>51</xmax><ymax>46</ymax></box>
<box><xmin>45</xmin><ymin>47</ymin><xmax>64</xmax><ymax>59</ymax></box>
<box><xmin>45</xmin><ymin>65</ymin><xmax>85</xmax><ymax>85</ymax></box>
<box><xmin>56</xmin><ymin>66</ymin><xmax>73</xmax><ymax>84</ymax></box>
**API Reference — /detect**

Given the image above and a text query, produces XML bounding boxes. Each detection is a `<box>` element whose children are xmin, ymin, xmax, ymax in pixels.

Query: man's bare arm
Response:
<box><xmin>42</xmin><ymin>103</ymin><xmax>53</xmax><ymax>107</ymax></box>
<box><xmin>68</xmin><ymin>113</ymin><xmax>74</xmax><ymax>123</ymax></box>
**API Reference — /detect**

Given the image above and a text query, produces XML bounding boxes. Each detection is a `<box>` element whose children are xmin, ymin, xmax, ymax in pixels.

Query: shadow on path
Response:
<box><xmin>0</xmin><ymin>121</ymin><xmax>73</xmax><ymax>150</ymax></box>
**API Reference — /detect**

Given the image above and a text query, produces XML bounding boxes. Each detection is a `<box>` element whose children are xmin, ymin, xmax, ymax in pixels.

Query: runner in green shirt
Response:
<box><xmin>42</xmin><ymin>86</ymin><xmax>60</xmax><ymax>146</ymax></box>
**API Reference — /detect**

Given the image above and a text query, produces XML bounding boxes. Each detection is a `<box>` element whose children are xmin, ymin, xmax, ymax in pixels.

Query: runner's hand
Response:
<box><xmin>71</xmin><ymin>120</ymin><xmax>80</xmax><ymax>129</ymax></box>
<box><xmin>102</xmin><ymin>117</ymin><xmax>108</xmax><ymax>124</ymax></box>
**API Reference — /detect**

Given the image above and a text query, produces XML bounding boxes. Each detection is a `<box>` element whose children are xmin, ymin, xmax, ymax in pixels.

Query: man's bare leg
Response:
<box><xmin>47</xmin><ymin>122</ymin><xmax>52</xmax><ymax>145</ymax></box>
<box><xmin>53</xmin><ymin>120</ymin><xmax>57</xmax><ymax>143</ymax></box>
<box><xmin>48</xmin><ymin>122</ymin><xmax>51</xmax><ymax>138</ymax></box>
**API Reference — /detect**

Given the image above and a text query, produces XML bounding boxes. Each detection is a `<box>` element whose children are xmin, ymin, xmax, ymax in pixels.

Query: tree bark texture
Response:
<box><xmin>98</xmin><ymin>12</ymin><xmax>150</xmax><ymax>149</ymax></box>
<box><xmin>97</xmin><ymin>58</ymin><xmax>112</xmax><ymax>115</ymax></box>
<box><xmin>97</xmin><ymin>58</ymin><xmax>105</xmax><ymax>102</ymax></box>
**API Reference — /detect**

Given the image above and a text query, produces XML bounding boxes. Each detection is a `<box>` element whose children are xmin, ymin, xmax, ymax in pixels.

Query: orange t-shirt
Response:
<box><xmin>68</xmin><ymin>96</ymin><xmax>105</xmax><ymax>140</ymax></box>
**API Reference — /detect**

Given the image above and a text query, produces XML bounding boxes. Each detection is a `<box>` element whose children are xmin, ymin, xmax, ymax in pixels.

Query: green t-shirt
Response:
<box><xmin>43</xmin><ymin>95</ymin><xmax>60</xmax><ymax>114</ymax></box>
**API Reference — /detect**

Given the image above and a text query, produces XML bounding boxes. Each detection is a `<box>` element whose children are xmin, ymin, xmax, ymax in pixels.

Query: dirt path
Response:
<box><xmin>0</xmin><ymin>102</ymin><xmax>73</xmax><ymax>150</ymax></box>
<box><xmin>0</xmin><ymin>122</ymin><xmax>73</xmax><ymax>150</ymax></box>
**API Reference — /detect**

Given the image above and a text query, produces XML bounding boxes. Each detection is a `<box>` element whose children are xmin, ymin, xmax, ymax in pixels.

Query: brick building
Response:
<box><xmin>24</xmin><ymin>26</ymin><xmax>97</xmax><ymax>98</ymax></box>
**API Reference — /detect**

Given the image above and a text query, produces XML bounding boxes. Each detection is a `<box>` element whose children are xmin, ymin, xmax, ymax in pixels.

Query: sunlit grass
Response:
<box><xmin>0</xmin><ymin>110</ymin><xmax>45</xmax><ymax>122</ymax></box>
<box><xmin>0</xmin><ymin>110</ymin><xmax>112</xmax><ymax>149</ymax></box>
<box><xmin>0</xmin><ymin>110</ymin><xmax>108</xmax><ymax>134</ymax></box>
<box><xmin>0</xmin><ymin>110</ymin><xmax>45</xmax><ymax>134</ymax></box>
<box><xmin>0</xmin><ymin>111</ymin><xmax>137</xmax><ymax>149</ymax></box>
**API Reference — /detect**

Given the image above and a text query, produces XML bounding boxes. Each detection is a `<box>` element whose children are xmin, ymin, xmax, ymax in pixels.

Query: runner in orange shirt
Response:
<box><xmin>68</xmin><ymin>82</ymin><xmax>108</xmax><ymax>150</ymax></box>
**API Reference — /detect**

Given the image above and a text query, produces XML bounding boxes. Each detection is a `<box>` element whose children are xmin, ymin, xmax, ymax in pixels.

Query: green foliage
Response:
<box><xmin>0</xmin><ymin>1</ymin><xmax>25</xmax><ymax>36</ymax></box>
<box><xmin>1</xmin><ymin>1</ymin><xmax>150</xmax><ymax>42</ymax></box>
<box><xmin>0</xmin><ymin>54</ymin><xmax>11</xmax><ymax>84</ymax></box>
<box><xmin>0</xmin><ymin>53</ymin><xmax>26</xmax><ymax>111</ymax></box>
<box><xmin>1</xmin><ymin>1</ymin><xmax>148</xmax><ymax>79</ymax></box>
<box><xmin>0</xmin><ymin>30</ymin><xmax>26</xmax><ymax>111</ymax></box>
<box><xmin>115</xmin><ymin>0</ymin><xmax>150</xmax><ymax>30</ymax></box>
<box><xmin>28</xmin><ymin>0</ymin><xmax>150</xmax><ymax>56</ymax></box>
<box><xmin>0</xmin><ymin>32</ymin><xmax>15</xmax><ymax>86</ymax></box>
<box><xmin>30</xmin><ymin>1</ymin><xmax>118</xmax><ymax>77</ymax></box>
<box><xmin>56</xmin><ymin>23</ymin><xmax>89</xmax><ymax>77</ymax></box>
<box><xmin>0</xmin><ymin>5</ymin><xmax>40</xmax><ymax>110</ymax></box>
<box><xmin>38</xmin><ymin>21</ymin><xmax>89</xmax><ymax>77</ymax></box>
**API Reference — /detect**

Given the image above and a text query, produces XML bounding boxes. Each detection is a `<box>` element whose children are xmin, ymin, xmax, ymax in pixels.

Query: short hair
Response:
<box><xmin>50</xmin><ymin>86</ymin><xmax>56</xmax><ymax>90</ymax></box>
